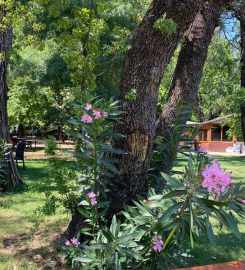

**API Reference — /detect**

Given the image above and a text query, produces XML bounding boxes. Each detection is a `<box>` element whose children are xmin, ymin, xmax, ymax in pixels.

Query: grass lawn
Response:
<box><xmin>0</xmin><ymin>153</ymin><xmax>244</xmax><ymax>269</ymax></box>
<box><xmin>0</xmin><ymin>160</ymin><xmax>71</xmax><ymax>270</ymax></box>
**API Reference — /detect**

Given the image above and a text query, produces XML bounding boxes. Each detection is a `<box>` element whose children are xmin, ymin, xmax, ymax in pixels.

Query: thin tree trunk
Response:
<box><xmin>0</xmin><ymin>7</ymin><xmax>24</xmax><ymax>190</ymax></box>
<box><xmin>0</xmin><ymin>30</ymin><xmax>9</xmax><ymax>140</ymax></box>
<box><xmin>156</xmin><ymin>0</ymin><xmax>226</xmax><ymax>173</ymax></box>
<box><xmin>240</xmin><ymin>17</ymin><xmax>245</xmax><ymax>143</ymax></box>
<box><xmin>107</xmin><ymin>0</ymin><xmax>205</xmax><ymax>214</ymax></box>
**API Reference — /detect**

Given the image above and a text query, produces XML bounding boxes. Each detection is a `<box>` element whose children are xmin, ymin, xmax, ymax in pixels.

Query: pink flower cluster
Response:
<box><xmin>201</xmin><ymin>161</ymin><xmax>232</xmax><ymax>194</ymax></box>
<box><xmin>65</xmin><ymin>237</ymin><xmax>80</xmax><ymax>248</ymax></box>
<box><xmin>88</xmin><ymin>191</ymin><xmax>97</xmax><ymax>205</ymax></box>
<box><xmin>81</xmin><ymin>104</ymin><xmax>108</xmax><ymax>124</ymax></box>
<box><xmin>152</xmin><ymin>235</ymin><xmax>164</xmax><ymax>252</ymax></box>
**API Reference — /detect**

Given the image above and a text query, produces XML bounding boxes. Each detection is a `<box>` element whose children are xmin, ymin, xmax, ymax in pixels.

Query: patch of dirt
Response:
<box><xmin>0</xmin><ymin>227</ymin><xmax>67</xmax><ymax>269</ymax></box>
<box><xmin>24</xmin><ymin>149</ymin><xmax>75</xmax><ymax>161</ymax></box>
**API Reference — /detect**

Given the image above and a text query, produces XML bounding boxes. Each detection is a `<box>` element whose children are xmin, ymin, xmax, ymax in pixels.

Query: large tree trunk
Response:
<box><xmin>107</xmin><ymin>0</ymin><xmax>206</xmax><ymax>214</ymax></box>
<box><xmin>66</xmin><ymin>0</ymin><xmax>206</xmax><ymax>237</ymax></box>
<box><xmin>240</xmin><ymin>16</ymin><xmax>245</xmax><ymax>143</ymax></box>
<box><xmin>156</xmin><ymin>0</ymin><xmax>226</xmax><ymax>173</ymax></box>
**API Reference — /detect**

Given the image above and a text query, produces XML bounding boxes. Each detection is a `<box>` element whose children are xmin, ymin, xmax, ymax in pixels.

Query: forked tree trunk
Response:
<box><xmin>240</xmin><ymin>17</ymin><xmax>245</xmax><ymax>143</ymax></box>
<box><xmin>156</xmin><ymin>0</ymin><xmax>227</xmax><ymax>173</ymax></box>
<box><xmin>107</xmin><ymin>0</ymin><xmax>206</xmax><ymax>214</ymax></box>
<box><xmin>66</xmin><ymin>0</ymin><xmax>206</xmax><ymax>236</ymax></box>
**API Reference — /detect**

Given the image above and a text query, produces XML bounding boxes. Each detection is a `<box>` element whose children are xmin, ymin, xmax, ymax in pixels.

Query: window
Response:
<box><xmin>222</xmin><ymin>126</ymin><xmax>231</xmax><ymax>141</ymax></box>
<box><xmin>202</xmin><ymin>129</ymin><xmax>208</xmax><ymax>141</ymax></box>
<box><xmin>211</xmin><ymin>125</ymin><xmax>221</xmax><ymax>141</ymax></box>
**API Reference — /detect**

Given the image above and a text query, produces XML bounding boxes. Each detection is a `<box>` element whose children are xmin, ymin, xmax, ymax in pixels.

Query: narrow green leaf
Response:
<box><xmin>123</xmin><ymin>248</ymin><xmax>144</xmax><ymax>261</ymax></box>
<box><xmin>159</xmin><ymin>202</ymin><xmax>183</xmax><ymax>224</ymax></box>
<box><xmin>221</xmin><ymin>210</ymin><xmax>241</xmax><ymax>239</ymax></box>
<box><xmin>206</xmin><ymin>217</ymin><xmax>215</xmax><ymax>245</ymax></box>
<box><xmin>162</xmin><ymin>189</ymin><xmax>187</xmax><ymax>200</ymax></box>
<box><xmin>73</xmin><ymin>256</ymin><xmax>93</xmax><ymax>263</ymax></box>
<box><xmin>99</xmin><ymin>160</ymin><xmax>119</xmax><ymax>174</ymax></box>
<box><xmin>102</xmin><ymin>228</ymin><xmax>114</xmax><ymax>242</ymax></box>
<box><xmin>86</xmin><ymin>243</ymin><xmax>108</xmax><ymax>250</ymax></box>
<box><xmin>161</xmin><ymin>172</ymin><xmax>182</xmax><ymax>188</ymax></box>
<box><xmin>111</xmin><ymin>215</ymin><xmax>118</xmax><ymax>237</ymax></box>
<box><xmin>133</xmin><ymin>201</ymin><xmax>152</xmax><ymax>217</ymax></box>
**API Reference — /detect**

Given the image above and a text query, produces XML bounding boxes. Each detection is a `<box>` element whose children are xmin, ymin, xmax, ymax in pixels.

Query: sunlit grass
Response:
<box><xmin>0</xmin><ymin>160</ymin><xmax>70</xmax><ymax>270</ymax></box>
<box><xmin>0</xmin><ymin>154</ymin><xmax>244</xmax><ymax>269</ymax></box>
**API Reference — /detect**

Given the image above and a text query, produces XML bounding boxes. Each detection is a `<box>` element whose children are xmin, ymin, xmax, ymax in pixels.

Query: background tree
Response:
<box><xmin>240</xmin><ymin>14</ymin><xmax>245</xmax><ymax>142</ymax></box>
<box><xmin>0</xmin><ymin>1</ymin><xmax>24</xmax><ymax>190</ymax></box>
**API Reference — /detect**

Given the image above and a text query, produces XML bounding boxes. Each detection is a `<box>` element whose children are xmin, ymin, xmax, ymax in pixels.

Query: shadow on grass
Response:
<box><xmin>16</xmin><ymin>159</ymin><xmax>74</xmax><ymax>191</ymax></box>
<box><xmin>0</xmin><ymin>219</ymin><xmax>68</xmax><ymax>270</ymax></box>
<box><xmin>186</xmin><ymin>232</ymin><xmax>245</xmax><ymax>267</ymax></box>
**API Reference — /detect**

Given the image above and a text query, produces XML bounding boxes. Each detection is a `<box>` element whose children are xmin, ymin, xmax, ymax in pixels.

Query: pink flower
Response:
<box><xmin>201</xmin><ymin>161</ymin><xmax>232</xmax><ymax>194</ymax></box>
<box><xmin>88</xmin><ymin>191</ymin><xmax>97</xmax><ymax>205</ymax></box>
<box><xmin>93</xmin><ymin>110</ymin><xmax>102</xmax><ymax>120</ymax></box>
<box><xmin>199</xmin><ymin>145</ymin><xmax>207</xmax><ymax>153</ymax></box>
<box><xmin>70</xmin><ymin>237</ymin><xmax>80</xmax><ymax>248</ymax></box>
<box><xmin>65</xmin><ymin>240</ymin><xmax>71</xmax><ymax>246</ymax></box>
<box><xmin>152</xmin><ymin>235</ymin><xmax>164</xmax><ymax>252</ymax></box>
<box><xmin>102</xmin><ymin>111</ymin><xmax>108</xmax><ymax>117</ymax></box>
<box><xmin>85</xmin><ymin>104</ymin><xmax>92</xmax><ymax>110</ymax></box>
<box><xmin>240</xmin><ymin>200</ymin><xmax>245</xmax><ymax>204</ymax></box>
<box><xmin>81</xmin><ymin>113</ymin><xmax>93</xmax><ymax>123</ymax></box>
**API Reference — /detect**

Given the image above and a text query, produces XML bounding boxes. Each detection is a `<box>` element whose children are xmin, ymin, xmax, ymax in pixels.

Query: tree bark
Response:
<box><xmin>240</xmin><ymin>16</ymin><xmax>245</xmax><ymax>143</ymax></box>
<box><xmin>0</xmin><ymin>30</ymin><xmax>9</xmax><ymax>141</ymax></box>
<box><xmin>65</xmin><ymin>0</ymin><xmax>206</xmax><ymax>237</ymax></box>
<box><xmin>107</xmin><ymin>0</ymin><xmax>206</xmax><ymax>214</ymax></box>
<box><xmin>0</xmin><ymin>6</ymin><xmax>24</xmax><ymax>190</ymax></box>
<box><xmin>156</xmin><ymin>0</ymin><xmax>226</xmax><ymax>173</ymax></box>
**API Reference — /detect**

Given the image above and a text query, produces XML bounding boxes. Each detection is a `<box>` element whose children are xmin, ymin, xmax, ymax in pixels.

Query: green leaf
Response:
<box><xmin>133</xmin><ymin>201</ymin><xmax>152</xmax><ymax>217</ymax></box>
<box><xmin>206</xmin><ymin>217</ymin><xmax>215</xmax><ymax>245</ymax></box>
<box><xmin>162</xmin><ymin>189</ymin><xmax>187</xmax><ymax>200</ymax></box>
<box><xmin>99</xmin><ymin>160</ymin><xmax>119</xmax><ymax>174</ymax></box>
<box><xmin>122</xmin><ymin>248</ymin><xmax>144</xmax><ymax>261</ymax></box>
<box><xmin>193</xmin><ymin>196</ymin><xmax>211</xmax><ymax>215</ymax></box>
<box><xmin>111</xmin><ymin>215</ymin><xmax>118</xmax><ymax>237</ymax></box>
<box><xmin>78</xmin><ymin>207</ymin><xmax>90</xmax><ymax>218</ymax></box>
<box><xmin>161</xmin><ymin>172</ymin><xmax>182</xmax><ymax>188</ymax></box>
<box><xmin>115</xmin><ymin>252</ymin><xmax>121</xmax><ymax>270</ymax></box>
<box><xmin>102</xmin><ymin>228</ymin><xmax>115</xmax><ymax>242</ymax></box>
<box><xmin>99</xmin><ymin>143</ymin><xmax>127</xmax><ymax>155</ymax></box>
<box><xmin>86</xmin><ymin>243</ymin><xmax>108</xmax><ymax>250</ymax></box>
<box><xmin>159</xmin><ymin>202</ymin><xmax>183</xmax><ymax>224</ymax></box>
<box><xmin>221</xmin><ymin>210</ymin><xmax>241</xmax><ymax>239</ymax></box>
<box><xmin>79</xmin><ymin>200</ymin><xmax>89</xmax><ymax>206</ymax></box>
<box><xmin>73</xmin><ymin>256</ymin><xmax>93</xmax><ymax>263</ymax></box>
<box><xmin>148</xmin><ymin>195</ymin><xmax>163</xmax><ymax>200</ymax></box>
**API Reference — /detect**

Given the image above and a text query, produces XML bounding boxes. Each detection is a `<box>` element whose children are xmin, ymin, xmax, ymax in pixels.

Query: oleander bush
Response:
<box><xmin>61</xmin><ymin>102</ymin><xmax>245</xmax><ymax>269</ymax></box>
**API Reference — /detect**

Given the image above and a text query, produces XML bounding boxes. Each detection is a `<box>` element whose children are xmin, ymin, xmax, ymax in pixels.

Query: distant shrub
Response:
<box><xmin>44</xmin><ymin>135</ymin><xmax>57</xmax><ymax>156</ymax></box>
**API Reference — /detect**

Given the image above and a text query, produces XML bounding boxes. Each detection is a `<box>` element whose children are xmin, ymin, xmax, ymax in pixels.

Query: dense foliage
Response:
<box><xmin>49</xmin><ymin>102</ymin><xmax>245</xmax><ymax>269</ymax></box>
<box><xmin>1</xmin><ymin>1</ymin><xmax>244</xmax><ymax>269</ymax></box>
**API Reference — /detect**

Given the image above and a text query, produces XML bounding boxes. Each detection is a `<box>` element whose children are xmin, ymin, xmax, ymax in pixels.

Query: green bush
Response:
<box><xmin>44</xmin><ymin>135</ymin><xmax>57</xmax><ymax>156</ymax></box>
<box><xmin>62</xmin><ymin>102</ymin><xmax>245</xmax><ymax>269</ymax></box>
